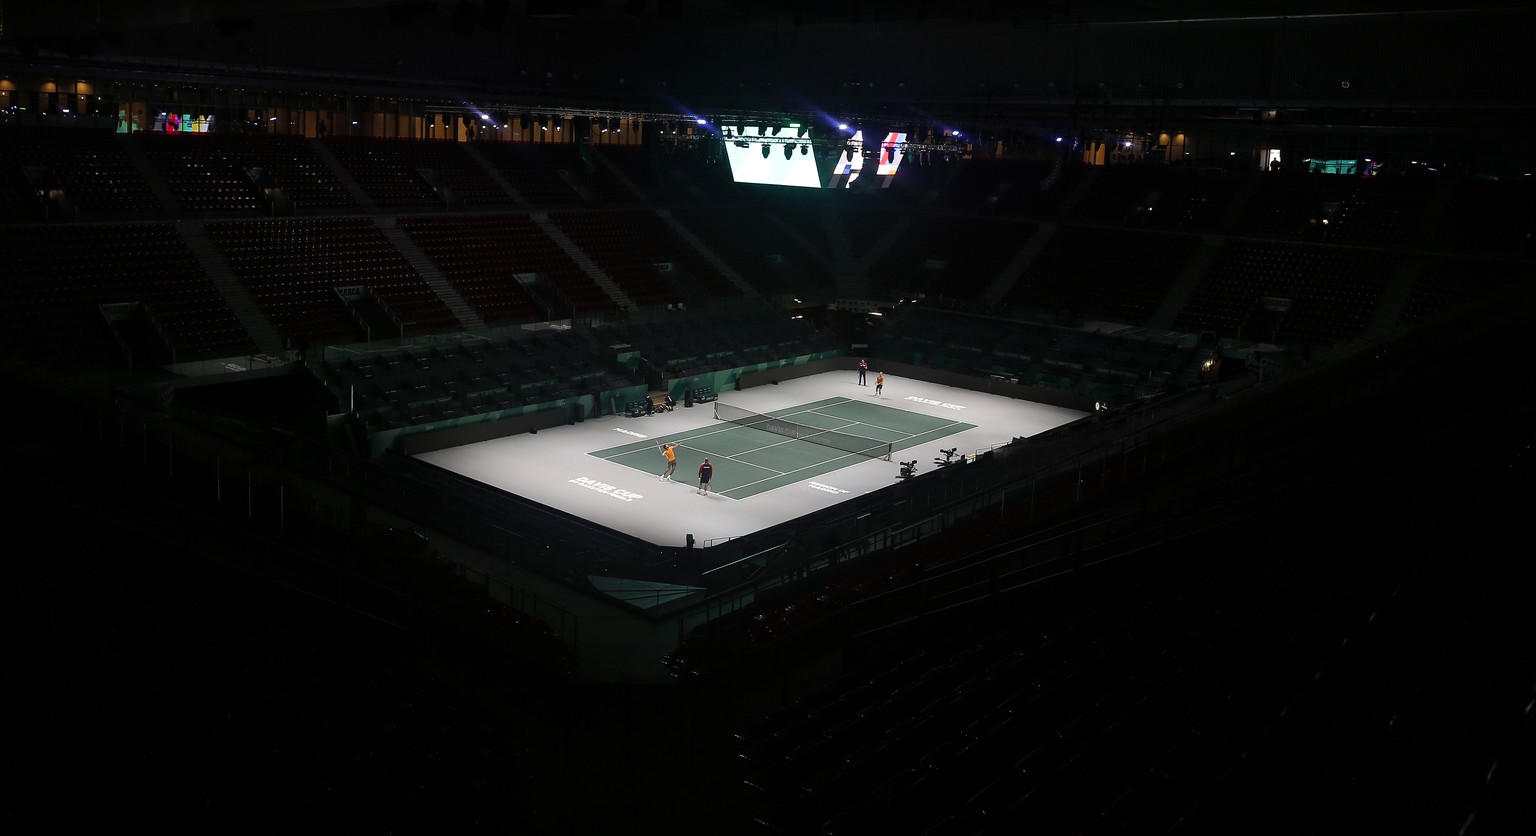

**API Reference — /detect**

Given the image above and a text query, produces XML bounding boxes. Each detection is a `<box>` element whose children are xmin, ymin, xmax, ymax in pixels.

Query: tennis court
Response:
<box><xmin>589</xmin><ymin>396</ymin><xmax>977</xmax><ymax>499</ymax></box>
<box><xmin>417</xmin><ymin>371</ymin><xmax>1085</xmax><ymax>549</ymax></box>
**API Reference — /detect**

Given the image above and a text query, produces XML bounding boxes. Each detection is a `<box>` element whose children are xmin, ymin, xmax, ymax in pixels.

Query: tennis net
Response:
<box><xmin>714</xmin><ymin>402</ymin><xmax>892</xmax><ymax>461</ymax></box>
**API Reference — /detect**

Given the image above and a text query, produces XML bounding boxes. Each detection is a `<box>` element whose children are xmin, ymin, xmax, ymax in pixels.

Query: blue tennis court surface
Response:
<box><xmin>589</xmin><ymin>397</ymin><xmax>977</xmax><ymax>499</ymax></box>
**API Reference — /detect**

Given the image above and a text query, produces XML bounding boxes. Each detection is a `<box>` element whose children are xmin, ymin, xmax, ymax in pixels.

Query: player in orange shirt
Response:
<box><xmin>658</xmin><ymin>442</ymin><xmax>678</xmax><ymax>481</ymax></box>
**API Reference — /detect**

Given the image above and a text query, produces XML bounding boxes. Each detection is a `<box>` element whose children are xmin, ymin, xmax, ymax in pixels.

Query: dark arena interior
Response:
<box><xmin>4</xmin><ymin>1</ymin><xmax>1535</xmax><ymax>833</ymax></box>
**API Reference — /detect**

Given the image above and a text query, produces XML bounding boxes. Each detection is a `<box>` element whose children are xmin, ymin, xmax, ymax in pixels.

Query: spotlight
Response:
<box><xmin>800</xmin><ymin>144</ymin><xmax>808</xmax><ymax>155</ymax></box>
<box><xmin>761</xmin><ymin>143</ymin><xmax>771</xmax><ymax>159</ymax></box>
<box><xmin>783</xmin><ymin>143</ymin><xmax>794</xmax><ymax>160</ymax></box>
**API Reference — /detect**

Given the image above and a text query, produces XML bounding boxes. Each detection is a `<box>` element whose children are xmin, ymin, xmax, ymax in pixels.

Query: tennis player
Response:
<box><xmin>697</xmin><ymin>458</ymin><xmax>713</xmax><ymax>495</ymax></box>
<box><xmin>659</xmin><ymin>442</ymin><xmax>678</xmax><ymax>481</ymax></box>
<box><xmin>875</xmin><ymin>372</ymin><xmax>885</xmax><ymax>397</ymax></box>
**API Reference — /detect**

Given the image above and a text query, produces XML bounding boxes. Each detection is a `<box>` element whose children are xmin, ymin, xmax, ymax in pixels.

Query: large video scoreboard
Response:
<box><xmin>721</xmin><ymin>127</ymin><xmax>907</xmax><ymax>190</ymax></box>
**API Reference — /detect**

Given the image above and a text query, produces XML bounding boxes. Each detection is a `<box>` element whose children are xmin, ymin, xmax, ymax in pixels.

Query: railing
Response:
<box><xmin>666</xmin><ymin>363</ymin><xmax>1284</xmax><ymax>648</ymax></box>
<box><xmin>669</xmin><ymin>275</ymin><xmax>1528</xmax><ymax>666</ymax></box>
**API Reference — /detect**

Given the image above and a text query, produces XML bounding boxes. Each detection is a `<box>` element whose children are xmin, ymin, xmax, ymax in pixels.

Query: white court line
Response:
<box><xmin>702</xmin><ymin>434</ymin><xmax>799</xmax><ymax>476</ymax></box>
<box><xmin>695</xmin><ymin>426</ymin><xmax>887</xmax><ymax>498</ymax></box>
<box><xmin>729</xmin><ymin>400</ymin><xmax>919</xmax><ymax>447</ymax></box>
<box><xmin>721</xmin><ymin>411</ymin><xmax>974</xmax><ymax>498</ymax></box>
<box><xmin>594</xmin><ymin>401</ymin><xmax>965</xmax><ymax>499</ymax></box>
<box><xmin>893</xmin><ymin>417</ymin><xmax>971</xmax><ymax>438</ymax></box>
<box><xmin>675</xmin><ymin>434</ymin><xmax>828</xmax><ymax>502</ymax></box>
<box><xmin>591</xmin><ymin>419</ymin><xmax>856</xmax><ymax>488</ymax></box>
<box><xmin>589</xmin><ymin>418</ymin><xmax>767</xmax><ymax>460</ymax></box>
<box><xmin>800</xmin><ymin>405</ymin><xmax>969</xmax><ymax>439</ymax></box>
<box><xmin>727</xmin><ymin>446</ymin><xmax>882</xmax><ymax>495</ymax></box>
<box><xmin>766</xmin><ymin>396</ymin><xmax>969</xmax><ymax>442</ymax></box>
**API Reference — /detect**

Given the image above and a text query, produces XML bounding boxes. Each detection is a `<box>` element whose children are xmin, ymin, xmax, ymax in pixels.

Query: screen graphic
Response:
<box><xmin>722</xmin><ymin>126</ymin><xmax>821</xmax><ymax>189</ymax></box>
<box><xmin>831</xmin><ymin>131</ymin><xmax>906</xmax><ymax>189</ymax></box>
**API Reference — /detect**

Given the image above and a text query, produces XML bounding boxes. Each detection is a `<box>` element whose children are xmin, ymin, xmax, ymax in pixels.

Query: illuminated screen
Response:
<box><xmin>875</xmin><ymin>132</ymin><xmax>907</xmax><ymax>175</ymax></box>
<box><xmin>147</xmin><ymin>112</ymin><xmax>212</xmax><ymax>133</ymax></box>
<box><xmin>832</xmin><ymin>131</ymin><xmax>906</xmax><ymax>188</ymax></box>
<box><xmin>722</xmin><ymin>126</ymin><xmax>822</xmax><ymax>189</ymax></box>
<box><xmin>1306</xmin><ymin>158</ymin><xmax>1375</xmax><ymax>175</ymax></box>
